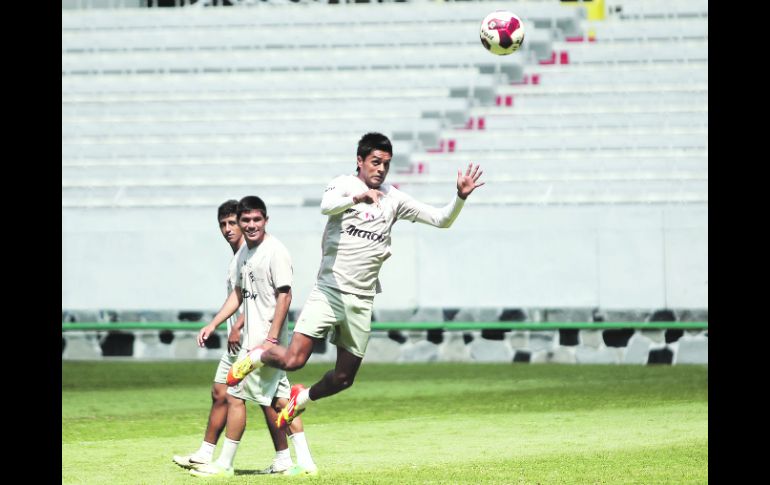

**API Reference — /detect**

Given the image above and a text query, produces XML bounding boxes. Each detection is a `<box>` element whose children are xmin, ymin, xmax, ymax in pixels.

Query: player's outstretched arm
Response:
<box><xmin>197</xmin><ymin>289</ymin><xmax>243</xmax><ymax>347</ymax></box>
<box><xmin>457</xmin><ymin>163</ymin><xmax>485</xmax><ymax>199</ymax></box>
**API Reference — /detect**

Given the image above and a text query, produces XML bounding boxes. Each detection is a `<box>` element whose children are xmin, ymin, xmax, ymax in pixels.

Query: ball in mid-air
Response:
<box><xmin>479</xmin><ymin>10</ymin><xmax>525</xmax><ymax>56</ymax></box>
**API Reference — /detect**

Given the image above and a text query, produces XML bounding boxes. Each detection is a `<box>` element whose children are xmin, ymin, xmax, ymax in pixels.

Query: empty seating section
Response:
<box><xmin>62</xmin><ymin>69</ymin><xmax>496</xmax><ymax>95</ymax></box>
<box><xmin>63</xmin><ymin>23</ymin><xmax>553</xmax><ymax>52</ymax></box>
<box><xmin>435</xmin><ymin>129</ymin><xmax>706</xmax><ymax>151</ymax></box>
<box><xmin>550</xmin><ymin>39</ymin><xmax>707</xmax><ymax>64</ymax></box>
<box><xmin>521</xmin><ymin>64</ymin><xmax>707</xmax><ymax>86</ymax></box>
<box><xmin>605</xmin><ymin>0</ymin><xmax>708</xmax><ymax>19</ymax></box>
<box><xmin>395</xmin><ymin>178</ymin><xmax>707</xmax><ymax>205</ymax></box>
<box><xmin>482</xmin><ymin>112</ymin><xmax>707</xmax><ymax>129</ymax></box>
<box><xmin>62</xmin><ymin>1</ymin><xmax>707</xmax><ymax>208</ymax></box>
<box><xmin>61</xmin><ymin>2</ymin><xmax>581</xmax><ymax>33</ymax></box>
<box><xmin>62</xmin><ymin>45</ymin><xmax>531</xmax><ymax>77</ymax></box>
<box><xmin>589</xmin><ymin>18</ymin><xmax>707</xmax><ymax>41</ymax></box>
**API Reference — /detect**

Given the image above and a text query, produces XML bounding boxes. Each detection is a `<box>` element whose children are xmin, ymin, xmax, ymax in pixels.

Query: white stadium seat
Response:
<box><xmin>62</xmin><ymin>2</ymin><xmax>707</xmax><ymax>208</ymax></box>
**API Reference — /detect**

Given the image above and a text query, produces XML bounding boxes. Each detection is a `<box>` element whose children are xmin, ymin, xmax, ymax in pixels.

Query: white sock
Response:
<box><xmin>289</xmin><ymin>432</ymin><xmax>316</xmax><ymax>469</ymax></box>
<box><xmin>214</xmin><ymin>438</ymin><xmax>240</xmax><ymax>469</ymax></box>
<box><xmin>274</xmin><ymin>448</ymin><xmax>292</xmax><ymax>466</ymax></box>
<box><xmin>297</xmin><ymin>388</ymin><xmax>312</xmax><ymax>409</ymax></box>
<box><xmin>248</xmin><ymin>347</ymin><xmax>264</xmax><ymax>367</ymax></box>
<box><xmin>196</xmin><ymin>441</ymin><xmax>216</xmax><ymax>461</ymax></box>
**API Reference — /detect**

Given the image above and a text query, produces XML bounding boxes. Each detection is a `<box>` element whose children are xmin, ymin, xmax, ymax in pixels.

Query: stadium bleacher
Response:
<box><xmin>62</xmin><ymin>0</ymin><xmax>708</xmax><ymax>336</ymax></box>
<box><xmin>63</xmin><ymin>1</ymin><xmax>707</xmax><ymax>207</ymax></box>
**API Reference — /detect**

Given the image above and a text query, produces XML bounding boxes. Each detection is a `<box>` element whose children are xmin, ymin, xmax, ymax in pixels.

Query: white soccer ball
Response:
<box><xmin>479</xmin><ymin>10</ymin><xmax>525</xmax><ymax>56</ymax></box>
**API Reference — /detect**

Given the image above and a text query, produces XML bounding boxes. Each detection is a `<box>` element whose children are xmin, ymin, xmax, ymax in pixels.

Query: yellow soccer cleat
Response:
<box><xmin>226</xmin><ymin>347</ymin><xmax>262</xmax><ymax>386</ymax></box>
<box><xmin>275</xmin><ymin>384</ymin><xmax>307</xmax><ymax>429</ymax></box>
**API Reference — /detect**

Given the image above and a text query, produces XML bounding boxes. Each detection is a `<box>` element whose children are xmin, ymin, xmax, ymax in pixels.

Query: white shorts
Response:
<box><xmin>294</xmin><ymin>285</ymin><xmax>374</xmax><ymax>358</ymax></box>
<box><xmin>226</xmin><ymin>347</ymin><xmax>291</xmax><ymax>406</ymax></box>
<box><xmin>213</xmin><ymin>351</ymin><xmax>238</xmax><ymax>385</ymax></box>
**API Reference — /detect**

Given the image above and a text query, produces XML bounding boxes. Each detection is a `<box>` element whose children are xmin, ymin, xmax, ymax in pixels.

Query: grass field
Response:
<box><xmin>62</xmin><ymin>361</ymin><xmax>707</xmax><ymax>484</ymax></box>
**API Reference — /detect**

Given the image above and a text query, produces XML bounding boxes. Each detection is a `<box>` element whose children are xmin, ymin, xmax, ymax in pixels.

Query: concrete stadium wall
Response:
<box><xmin>62</xmin><ymin>203</ymin><xmax>708</xmax><ymax>312</ymax></box>
<box><xmin>61</xmin><ymin>327</ymin><xmax>708</xmax><ymax>364</ymax></box>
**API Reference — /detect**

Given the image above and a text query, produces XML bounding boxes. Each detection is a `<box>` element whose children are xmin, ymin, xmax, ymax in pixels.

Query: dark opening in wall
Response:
<box><xmin>178</xmin><ymin>311</ymin><xmax>203</xmax><ymax>322</ymax></box>
<box><xmin>427</xmin><ymin>329</ymin><xmax>444</xmax><ymax>344</ymax></box>
<box><xmin>559</xmin><ymin>329</ymin><xmax>579</xmax><ymax>346</ymax></box>
<box><xmin>499</xmin><ymin>308</ymin><xmax>527</xmax><ymax>322</ymax></box>
<box><xmin>665</xmin><ymin>329</ymin><xmax>684</xmax><ymax>343</ymax></box>
<box><xmin>647</xmin><ymin>347</ymin><xmax>673</xmax><ymax>364</ymax></box>
<box><xmin>603</xmin><ymin>329</ymin><xmax>635</xmax><ymax>347</ymax></box>
<box><xmin>481</xmin><ymin>329</ymin><xmax>507</xmax><ymax>340</ymax></box>
<box><xmin>159</xmin><ymin>330</ymin><xmax>174</xmax><ymax>344</ymax></box>
<box><xmin>650</xmin><ymin>309</ymin><xmax>677</xmax><ymax>322</ymax></box>
<box><xmin>388</xmin><ymin>330</ymin><xmax>406</xmax><ymax>344</ymax></box>
<box><xmin>101</xmin><ymin>332</ymin><xmax>135</xmax><ymax>356</ymax></box>
<box><xmin>442</xmin><ymin>309</ymin><xmax>459</xmax><ymax>321</ymax></box>
<box><xmin>513</xmin><ymin>351</ymin><xmax>531</xmax><ymax>363</ymax></box>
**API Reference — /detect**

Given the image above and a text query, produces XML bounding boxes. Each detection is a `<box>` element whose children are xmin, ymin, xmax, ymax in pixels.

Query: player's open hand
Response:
<box><xmin>457</xmin><ymin>163</ymin><xmax>485</xmax><ymax>199</ymax></box>
<box><xmin>197</xmin><ymin>324</ymin><xmax>215</xmax><ymax>347</ymax></box>
<box><xmin>227</xmin><ymin>326</ymin><xmax>241</xmax><ymax>354</ymax></box>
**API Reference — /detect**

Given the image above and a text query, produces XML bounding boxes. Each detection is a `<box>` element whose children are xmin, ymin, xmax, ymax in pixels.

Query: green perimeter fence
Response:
<box><xmin>62</xmin><ymin>321</ymin><xmax>708</xmax><ymax>332</ymax></box>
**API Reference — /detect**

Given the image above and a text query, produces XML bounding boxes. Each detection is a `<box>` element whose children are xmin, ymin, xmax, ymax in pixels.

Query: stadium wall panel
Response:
<box><xmin>62</xmin><ymin>203</ymin><xmax>707</xmax><ymax>311</ymax></box>
<box><xmin>61</xmin><ymin>327</ymin><xmax>708</xmax><ymax>364</ymax></box>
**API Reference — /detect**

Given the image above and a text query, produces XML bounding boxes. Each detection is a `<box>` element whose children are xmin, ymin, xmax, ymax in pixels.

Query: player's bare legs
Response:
<box><xmin>260</xmin><ymin>404</ymin><xmax>289</xmax><ymax>451</ymax></box>
<box><xmin>222</xmin><ymin>393</ymin><xmax>247</xmax><ymax>442</ymax></box>
<box><xmin>172</xmin><ymin>381</ymin><xmax>229</xmax><ymax>468</ymax></box>
<box><xmin>272</xmin><ymin>341</ymin><xmax>362</xmax><ymax>431</ymax></box>
<box><xmin>254</xmin><ymin>401</ymin><xmax>293</xmax><ymax>474</ymax></box>
<box><xmin>308</xmin><ymin>347</ymin><xmax>362</xmax><ymax>400</ymax></box>
<box><xmin>203</xmin><ymin>383</ymin><xmax>229</xmax><ymax>444</ymax></box>
<box><xmin>256</xmin><ymin>398</ymin><xmax>316</xmax><ymax>474</ymax></box>
<box><xmin>189</xmin><ymin>393</ymin><xmax>247</xmax><ymax>477</ymax></box>
<box><xmin>261</xmin><ymin>332</ymin><xmax>316</xmax><ymax>371</ymax></box>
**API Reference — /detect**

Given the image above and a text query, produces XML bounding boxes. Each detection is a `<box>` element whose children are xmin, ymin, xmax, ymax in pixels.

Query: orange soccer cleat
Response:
<box><xmin>275</xmin><ymin>384</ymin><xmax>307</xmax><ymax>429</ymax></box>
<box><xmin>226</xmin><ymin>347</ymin><xmax>263</xmax><ymax>386</ymax></box>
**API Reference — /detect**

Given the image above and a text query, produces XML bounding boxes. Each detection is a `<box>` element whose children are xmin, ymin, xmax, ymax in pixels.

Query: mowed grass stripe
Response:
<box><xmin>62</xmin><ymin>362</ymin><xmax>707</xmax><ymax>484</ymax></box>
<box><xmin>62</xmin><ymin>408</ymin><xmax>706</xmax><ymax>484</ymax></box>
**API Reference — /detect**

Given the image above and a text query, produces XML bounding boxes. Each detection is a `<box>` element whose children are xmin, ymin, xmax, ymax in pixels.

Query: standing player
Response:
<box><xmin>192</xmin><ymin>196</ymin><xmax>317</xmax><ymax>477</ymax></box>
<box><xmin>225</xmin><ymin>132</ymin><xmax>484</xmax><ymax>431</ymax></box>
<box><xmin>172</xmin><ymin>200</ymin><xmax>246</xmax><ymax>469</ymax></box>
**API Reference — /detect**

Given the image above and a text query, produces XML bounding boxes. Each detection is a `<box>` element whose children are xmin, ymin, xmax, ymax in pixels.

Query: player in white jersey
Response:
<box><xmin>226</xmin><ymin>133</ymin><xmax>485</xmax><ymax>438</ymax></box>
<box><xmin>172</xmin><ymin>200</ymin><xmax>246</xmax><ymax>469</ymax></box>
<box><xmin>192</xmin><ymin>196</ymin><xmax>317</xmax><ymax>478</ymax></box>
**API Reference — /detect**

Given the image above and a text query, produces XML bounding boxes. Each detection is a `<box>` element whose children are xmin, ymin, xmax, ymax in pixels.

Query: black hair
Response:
<box><xmin>237</xmin><ymin>195</ymin><xmax>268</xmax><ymax>219</ymax></box>
<box><xmin>356</xmin><ymin>132</ymin><xmax>392</xmax><ymax>172</ymax></box>
<box><xmin>217</xmin><ymin>199</ymin><xmax>239</xmax><ymax>221</ymax></box>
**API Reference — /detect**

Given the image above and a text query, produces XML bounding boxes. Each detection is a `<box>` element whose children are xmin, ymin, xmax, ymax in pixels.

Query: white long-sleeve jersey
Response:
<box><xmin>315</xmin><ymin>174</ymin><xmax>465</xmax><ymax>296</ymax></box>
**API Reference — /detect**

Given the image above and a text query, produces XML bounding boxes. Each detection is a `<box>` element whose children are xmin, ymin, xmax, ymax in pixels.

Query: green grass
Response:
<box><xmin>62</xmin><ymin>362</ymin><xmax>708</xmax><ymax>484</ymax></box>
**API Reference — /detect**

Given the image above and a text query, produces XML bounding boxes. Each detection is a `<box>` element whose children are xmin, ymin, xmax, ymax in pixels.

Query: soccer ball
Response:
<box><xmin>479</xmin><ymin>10</ymin><xmax>525</xmax><ymax>56</ymax></box>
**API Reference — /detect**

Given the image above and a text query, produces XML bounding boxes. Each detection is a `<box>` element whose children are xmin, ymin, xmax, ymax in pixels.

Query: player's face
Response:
<box><xmin>357</xmin><ymin>149</ymin><xmax>391</xmax><ymax>188</ymax></box>
<box><xmin>238</xmin><ymin>209</ymin><xmax>268</xmax><ymax>247</ymax></box>
<box><xmin>219</xmin><ymin>214</ymin><xmax>242</xmax><ymax>246</ymax></box>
